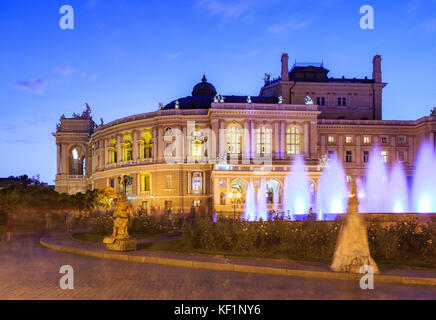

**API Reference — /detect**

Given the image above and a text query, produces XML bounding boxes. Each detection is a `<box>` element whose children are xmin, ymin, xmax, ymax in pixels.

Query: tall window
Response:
<box><xmin>140</xmin><ymin>173</ymin><xmax>151</xmax><ymax>192</ymax></box>
<box><xmin>123</xmin><ymin>136</ymin><xmax>133</xmax><ymax>161</ymax></box>
<box><xmin>141</xmin><ymin>131</ymin><xmax>153</xmax><ymax>159</ymax></box>
<box><xmin>286</xmin><ymin>126</ymin><xmax>301</xmax><ymax>155</ymax></box>
<box><xmin>363</xmin><ymin>151</ymin><xmax>369</xmax><ymax>163</ymax></box>
<box><xmin>381</xmin><ymin>151</ymin><xmax>388</xmax><ymax>163</ymax></box>
<box><xmin>226</xmin><ymin>124</ymin><xmax>242</xmax><ymax>155</ymax></box>
<box><xmin>109</xmin><ymin>140</ymin><xmax>117</xmax><ymax>164</ymax></box>
<box><xmin>345</xmin><ymin>151</ymin><xmax>353</xmax><ymax>163</ymax></box>
<box><xmin>191</xmin><ymin>130</ymin><xmax>204</xmax><ymax>160</ymax></box>
<box><xmin>256</xmin><ymin>126</ymin><xmax>272</xmax><ymax>155</ymax></box>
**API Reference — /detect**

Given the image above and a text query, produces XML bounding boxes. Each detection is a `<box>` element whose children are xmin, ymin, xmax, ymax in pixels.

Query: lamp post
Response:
<box><xmin>229</xmin><ymin>191</ymin><xmax>241</xmax><ymax>220</ymax></box>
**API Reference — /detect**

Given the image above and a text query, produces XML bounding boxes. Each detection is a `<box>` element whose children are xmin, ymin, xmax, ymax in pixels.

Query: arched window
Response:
<box><xmin>110</xmin><ymin>139</ymin><xmax>117</xmax><ymax>163</ymax></box>
<box><xmin>230</xmin><ymin>179</ymin><xmax>247</xmax><ymax>204</ymax></box>
<box><xmin>141</xmin><ymin>131</ymin><xmax>153</xmax><ymax>159</ymax></box>
<box><xmin>191</xmin><ymin>130</ymin><xmax>204</xmax><ymax>160</ymax></box>
<box><xmin>286</xmin><ymin>125</ymin><xmax>302</xmax><ymax>155</ymax></box>
<box><xmin>226</xmin><ymin>124</ymin><xmax>242</xmax><ymax>155</ymax></box>
<box><xmin>256</xmin><ymin>125</ymin><xmax>272</xmax><ymax>155</ymax></box>
<box><xmin>123</xmin><ymin>136</ymin><xmax>133</xmax><ymax>161</ymax></box>
<box><xmin>266</xmin><ymin>180</ymin><xmax>281</xmax><ymax>204</ymax></box>
<box><xmin>70</xmin><ymin>148</ymin><xmax>84</xmax><ymax>176</ymax></box>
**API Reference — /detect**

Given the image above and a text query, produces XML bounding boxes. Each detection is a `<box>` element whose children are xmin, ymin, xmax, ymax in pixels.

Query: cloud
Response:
<box><xmin>12</xmin><ymin>79</ymin><xmax>47</xmax><ymax>94</ymax></box>
<box><xmin>166</xmin><ymin>52</ymin><xmax>181</xmax><ymax>59</ymax></box>
<box><xmin>196</xmin><ymin>0</ymin><xmax>263</xmax><ymax>20</ymax></box>
<box><xmin>268</xmin><ymin>16</ymin><xmax>313</xmax><ymax>34</ymax></box>
<box><xmin>53</xmin><ymin>64</ymin><xmax>75</xmax><ymax>76</ymax></box>
<box><xmin>420</xmin><ymin>19</ymin><xmax>436</xmax><ymax>33</ymax></box>
<box><xmin>235</xmin><ymin>50</ymin><xmax>260</xmax><ymax>59</ymax></box>
<box><xmin>80</xmin><ymin>72</ymin><xmax>98</xmax><ymax>80</ymax></box>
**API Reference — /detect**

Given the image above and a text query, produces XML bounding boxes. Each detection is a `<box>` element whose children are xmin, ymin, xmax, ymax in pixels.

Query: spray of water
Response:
<box><xmin>316</xmin><ymin>154</ymin><xmax>348</xmax><ymax>220</ymax></box>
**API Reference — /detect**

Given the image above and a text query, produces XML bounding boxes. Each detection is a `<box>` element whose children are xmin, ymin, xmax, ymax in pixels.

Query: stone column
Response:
<box><xmin>116</xmin><ymin>135</ymin><xmax>122</xmax><ymax>163</ymax></box>
<box><xmin>157</xmin><ymin>126</ymin><xmax>163</xmax><ymax>162</ymax></box>
<box><xmin>213</xmin><ymin>177</ymin><xmax>220</xmax><ymax>208</ymax></box>
<box><xmin>132</xmin><ymin>131</ymin><xmax>138</xmax><ymax>161</ymax></box>
<box><xmin>211</xmin><ymin>119</ymin><xmax>219</xmax><ymax>162</ymax></box>
<box><xmin>251</xmin><ymin>121</ymin><xmax>256</xmax><ymax>158</ymax></box>
<box><xmin>320</xmin><ymin>136</ymin><xmax>326</xmax><ymax>157</ymax></box>
<box><xmin>61</xmin><ymin>144</ymin><xmax>68</xmax><ymax>175</ymax></box>
<box><xmin>304</xmin><ymin>122</ymin><xmax>310</xmax><ymax>158</ymax></box>
<box><xmin>356</xmin><ymin>135</ymin><xmax>361</xmax><ymax>165</ymax></box>
<box><xmin>56</xmin><ymin>144</ymin><xmax>61</xmax><ymax>175</ymax></box>
<box><xmin>219</xmin><ymin>120</ymin><xmax>226</xmax><ymax>159</ymax></box>
<box><xmin>274</xmin><ymin>121</ymin><xmax>279</xmax><ymax>159</ymax></box>
<box><xmin>280</xmin><ymin>121</ymin><xmax>285</xmax><ymax>159</ymax></box>
<box><xmin>152</xmin><ymin>127</ymin><xmax>157</xmax><ymax>161</ymax></box>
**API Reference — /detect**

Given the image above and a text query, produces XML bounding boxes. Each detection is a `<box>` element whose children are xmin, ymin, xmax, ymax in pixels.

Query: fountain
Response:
<box><xmin>389</xmin><ymin>162</ymin><xmax>409</xmax><ymax>213</ymax></box>
<box><xmin>365</xmin><ymin>146</ymin><xmax>389</xmax><ymax>213</ymax></box>
<box><xmin>316</xmin><ymin>154</ymin><xmax>348</xmax><ymax>220</ymax></box>
<box><xmin>285</xmin><ymin>156</ymin><xmax>311</xmax><ymax>216</ymax></box>
<box><xmin>243</xmin><ymin>182</ymin><xmax>256</xmax><ymax>221</ymax></box>
<box><xmin>256</xmin><ymin>177</ymin><xmax>268</xmax><ymax>221</ymax></box>
<box><xmin>412</xmin><ymin>141</ymin><xmax>436</xmax><ymax>213</ymax></box>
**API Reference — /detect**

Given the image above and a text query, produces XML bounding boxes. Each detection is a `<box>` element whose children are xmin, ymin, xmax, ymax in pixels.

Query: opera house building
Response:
<box><xmin>53</xmin><ymin>54</ymin><xmax>436</xmax><ymax>215</ymax></box>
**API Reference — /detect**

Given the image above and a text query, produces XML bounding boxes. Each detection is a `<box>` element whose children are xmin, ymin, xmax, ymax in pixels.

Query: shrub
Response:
<box><xmin>183</xmin><ymin>216</ymin><xmax>436</xmax><ymax>264</ymax></box>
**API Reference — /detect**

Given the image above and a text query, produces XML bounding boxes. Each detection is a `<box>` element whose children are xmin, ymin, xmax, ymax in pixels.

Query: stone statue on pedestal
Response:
<box><xmin>103</xmin><ymin>192</ymin><xmax>137</xmax><ymax>252</ymax></box>
<box><xmin>331</xmin><ymin>181</ymin><xmax>378</xmax><ymax>273</ymax></box>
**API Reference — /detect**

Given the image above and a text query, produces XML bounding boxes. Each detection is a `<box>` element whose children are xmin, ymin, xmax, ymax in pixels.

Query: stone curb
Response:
<box><xmin>40</xmin><ymin>238</ymin><xmax>436</xmax><ymax>287</ymax></box>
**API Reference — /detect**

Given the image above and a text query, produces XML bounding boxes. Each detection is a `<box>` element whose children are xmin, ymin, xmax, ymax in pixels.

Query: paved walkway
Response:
<box><xmin>1</xmin><ymin>230</ymin><xmax>436</xmax><ymax>299</ymax></box>
<box><xmin>42</xmin><ymin>232</ymin><xmax>436</xmax><ymax>280</ymax></box>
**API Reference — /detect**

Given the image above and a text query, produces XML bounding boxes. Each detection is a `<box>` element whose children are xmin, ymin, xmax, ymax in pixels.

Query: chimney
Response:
<box><xmin>281</xmin><ymin>53</ymin><xmax>289</xmax><ymax>81</ymax></box>
<box><xmin>372</xmin><ymin>55</ymin><xmax>382</xmax><ymax>83</ymax></box>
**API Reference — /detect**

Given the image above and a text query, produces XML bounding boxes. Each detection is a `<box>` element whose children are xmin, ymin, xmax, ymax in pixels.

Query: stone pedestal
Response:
<box><xmin>331</xmin><ymin>182</ymin><xmax>378</xmax><ymax>273</ymax></box>
<box><xmin>103</xmin><ymin>237</ymin><xmax>137</xmax><ymax>252</ymax></box>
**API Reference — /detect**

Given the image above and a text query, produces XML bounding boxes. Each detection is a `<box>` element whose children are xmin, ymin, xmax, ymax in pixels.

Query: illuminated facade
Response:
<box><xmin>53</xmin><ymin>54</ymin><xmax>436</xmax><ymax>215</ymax></box>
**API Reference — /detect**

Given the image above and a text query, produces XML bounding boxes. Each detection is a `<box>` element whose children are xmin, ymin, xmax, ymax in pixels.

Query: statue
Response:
<box><xmin>278</xmin><ymin>96</ymin><xmax>283</xmax><ymax>104</ymax></box>
<box><xmin>331</xmin><ymin>181</ymin><xmax>378</xmax><ymax>273</ymax></box>
<box><xmin>159</xmin><ymin>103</ymin><xmax>163</xmax><ymax>110</ymax></box>
<box><xmin>264</xmin><ymin>73</ymin><xmax>271</xmax><ymax>85</ymax></box>
<box><xmin>247</xmin><ymin>96</ymin><xmax>252</xmax><ymax>103</ymax></box>
<box><xmin>304</xmin><ymin>96</ymin><xmax>314</xmax><ymax>105</ymax></box>
<box><xmin>175</xmin><ymin>100</ymin><xmax>180</xmax><ymax>109</ymax></box>
<box><xmin>103</xmin><ymin>190</ymin><xmax>137</xmax><ymax>251</ymax></box>
<box><xmin>100</xmin><ymin>117</ymin><xmax>104</xmax><ymax>126</ymax></box>
<box><xmin>430</xmin><ymin>107</ymin><xmax>436</xmax><ymax>117</ymax></box>
<box><xmin>213</xmin><ymin>94</ymin><xmax>225</xmax><ymax>103</ymax></box>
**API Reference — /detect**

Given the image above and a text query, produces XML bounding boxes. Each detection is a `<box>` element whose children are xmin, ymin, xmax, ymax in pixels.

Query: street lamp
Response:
<box><xmin>229</xmin><ymin>191</ymin><xmax>241</xmax><ymax>220</ymax></box>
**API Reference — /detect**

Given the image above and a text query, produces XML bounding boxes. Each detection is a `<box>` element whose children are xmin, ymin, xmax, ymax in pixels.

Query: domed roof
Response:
<box><xmin>192</xmin><ymin>75</ymin><xmax>217</xmax><ymax>96</ymax></box>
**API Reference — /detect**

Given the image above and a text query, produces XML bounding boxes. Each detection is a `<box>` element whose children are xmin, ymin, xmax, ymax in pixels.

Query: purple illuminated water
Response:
<box><xmin>256</xmin><ymin>177</ymin><xmax>268</xmax><ymax>221</ymax></box>
<box><xmin>283</xmin><ymin>156</ymin><xmax>311</xmax><ymax>215</ymax></box>
<box><xmin>244</xmin><ymin>181</ymin><xmax>256</xmax><ymax>221</ymax></box>
<box><xmin>316</xmin><ymin>155</ymin><xmax>348</xmax><ymax>220</ymax></box>
<box><xmin>412</xmin><ymin>141</ymin><xmax>436</xmax><ymax>213</ymax></box>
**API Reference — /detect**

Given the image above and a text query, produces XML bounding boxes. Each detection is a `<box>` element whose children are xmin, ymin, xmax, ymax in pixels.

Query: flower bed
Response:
<box><xmin>182</xmin><ymin>217</ymin><xmax>436</xmax><ymax>265</ymax></box>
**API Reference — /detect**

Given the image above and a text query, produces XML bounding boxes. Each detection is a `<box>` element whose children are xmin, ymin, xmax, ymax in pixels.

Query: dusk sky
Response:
<box><xmin>0</xmin><ymin>0</ymin><xmax>435</xmax><ymax>183</ymax></box>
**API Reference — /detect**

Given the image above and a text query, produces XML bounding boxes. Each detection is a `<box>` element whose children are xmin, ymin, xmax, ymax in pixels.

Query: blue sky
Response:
<box><xmin>0</xmin><ymin>0</ymin><xmax>435</xmax><ymax>183</ymax></box>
